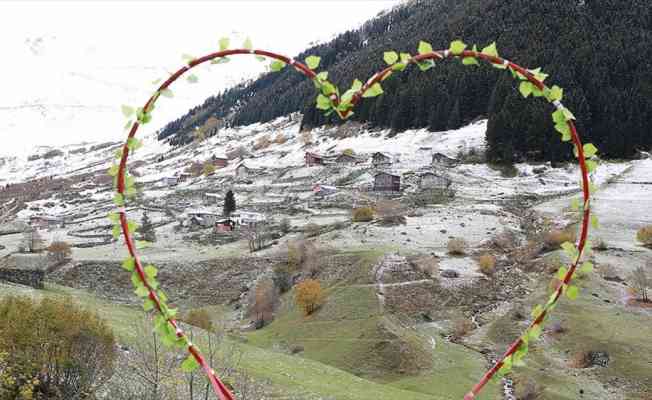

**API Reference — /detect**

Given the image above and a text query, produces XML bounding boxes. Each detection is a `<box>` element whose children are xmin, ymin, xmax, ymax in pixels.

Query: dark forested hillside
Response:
<box><xmin>158</xmin><ymin>0</ymin><xmax>652</xmax><ymax>161</ymax></box>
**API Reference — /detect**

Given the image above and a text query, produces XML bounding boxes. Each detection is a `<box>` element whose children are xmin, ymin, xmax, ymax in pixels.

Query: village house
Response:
<box><xmin>418</xmin><ymin>172</ymin><xmax>452</xmax><ymax>191</ymax></box>
<box><xmin>335</xmin><ymin>153</ymin><xmax>359</xmax><ymax>164</ymax></box>
<box><xmin>29</xmin><ymin>215</ymin><xmax>64</xmax><ymax>229</ymax></box>
<box><xmin>211</xmin><ymin>155</ymin><xmax>229</xmax><ymax>168</ymax></box>
<box><xmin>431</xmin><ymin>152</ymin><xmax>458</xmax><ymax>168</ymax></box>
<box><xmin>371</xmin><ymin>152</ymin><xmax>392</xmax><ymax>168</ymax></box>
<box><xmin>235</xmin><ymin>162</ymin><xmax>252</xmax><ymax>179</ymax></box>
<box><xmin>178</xmin><ymin>172</ymin><xmax>193</xmax><ymax>183</ymax></box>
<box><xmin>203</xmin><ymin>192</ymin><xmax>222</xmax><ymax>205</ymax></box>
<box><xmin>305</xmin><ymin>152</ymin><xmax>324</xmax><ymax>167</ymax></box>
<box><xmin>161</xmin><ymin>176</ymin><xmax>178</xmax><ymax>187</ymax></box>
<box><xmin>373</xmin><ymin>172</ymin><xmax>401</xmax><ymax>192</ymax></box>
<box><xmin>231</xmin><ymin>211</ymin><xmax>266</xmax><ymax>226</ymax></box>
<box><xmin>186</xmin><ymin>210</ymin><xmax>221</xmax><ymax>227</ymax></box>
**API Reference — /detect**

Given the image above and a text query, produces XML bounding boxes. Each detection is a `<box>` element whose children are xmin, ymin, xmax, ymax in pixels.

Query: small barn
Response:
<box><xmin>305</xmin><ymin>152</ymin><xmax>324</xmax><ymax>167</ymax></box>
<box><xmin>235</xmin><ymin>162</ymin><xmax>251</xmax><ymax>178</ymax></box>
<box><xmin>335</xmin><ymin>153</ymin><xmax>358</xmax><ymax>164</ymax></box>
<box><xmin>187</xmin><ymin>210</ymin><xmax>220</xmax><ymax>227</ymax></box>
<box><xmin>211</xmin><ymin>155</ymin><xmax>229</xmax><ymax>168</ymax></box>
<box><xmin>203</xmin><ymin>192</ymin><xmax>222</xmax><ymax>205</ymax></box>
<box><xmin>162</xmin><ymin>176</ymin><xmax>178</xmax><ymax>187</ymax></box>
<box><xmin>178</xmin><ymin>173</ymin><xmax>192</xmax><ymax>183</ymax></box>
<box><xmin>231</xmin><ymin>211</ymin><xmax>266</xmax><ymax>226</ymax></box>
<box><xmin>373</xmin><ymin>172</ymin><xmax>401</xmax><ymax>192</ymax></box>
<box><xmin>371</xmin><ymin>152</ymin><xmax>392</xmax><ymax>167</ymax></box>
<box><xmin>419</xmin><ymin>172</ymin><xmax>452</xmax><ymax>190</ymax></box>
<box><xmin>431</xmin><ymin>153</ymin><xmax>458</xmax><ymax>167</ymax></box>
<box><xmin>29</xmin><ymin>215</ymin><xmax>64</xmax><ymax>229</ymax></box>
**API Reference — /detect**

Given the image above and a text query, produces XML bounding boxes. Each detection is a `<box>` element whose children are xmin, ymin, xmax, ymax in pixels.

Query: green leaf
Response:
<box><xmin>123</xmin><ymin>120</ymin><xmax>133</xmax><ymax>131</ymax></box>
<box><xmin>127</xmin><ymin>220</ymin><xmax>138</xmax><ymax>234</ymax></box>
<box><xmin>316</xmin><ymin>94</ymin><xmax>331</xmax><ymax>110</ymax></box>
<box><xmin>112</xmin><ymin>225</ymin><xmax>121</xmax><ymax>240</ymax></box>
<box><xmin>122</xmin><ymin>257</ymin><xmax>135</xmax><ymax>272</ymax></box>
<box><xmin>210</xmin><ymin>57</ymin><xmax>230</xmax><ymax>65</ymax></box>
<box><xmin>383</xmin><ymin>51</ymin><xmax>398</xmax><ymax>65</ymax></box>
<box><xmin>144</xmin><ymin>264</ymin><xmax>158</xmax><ymax>279</ymax></box>
<box><xmin>270</xmin><ymin>60</ymin><xmax>286</xmax><ymax>72</ymax></box>
<box><xmin>187</xmin><ymin>74</ymin><xmax>198</xmax><ymax>84</ymax></box>
<box><xmin>583</xmin><ymin>143</ymin><xmax>598</xmax><ymax>157</ymax></box>
<box><xmin>531</xmin><ymin>304</ymin><xmax>544</xmax><ymax>319</ymax></box>
<box><xmin>529</xmin><ymin>68</ymin><xmax>549</xmax><ymax>82</ymax></box>
<box><xmin>481</xmin><ymin>42</ymin><xmax>499</xmax><ymax>58</ymax></box>
<box><xmin>157</xmin><ymin>290</ymin><xmax>168</xmax><ymax>303</ymax></box>
<box><xmin>580</xmin><ymin>261</ymin><xmax>594</xmax><ymax>274</ymax></box>
<box><xmin>449</xmin><ymin>40</ymin><xmax>467</xmax><ymax>54</ymax></box>
<box><xmin>316</xmin><ymin>71</ymin><xmax>328</xmax><ymax>81</ymax></box>
<box><xmin>497</xmin><ymin>355</ymin><xmax>512</xmax><ymax>376</ymax></box>
<box><xmin>351</xmin><ymin>79</ymin><xmax>363</xmax><ymax>92</ymax></box>
<box><xmin>255</xmin><ymin>55</ymin><xmax>265</xmax><ymax>62</ymax></box>
<box><xmin>557</xmin><ymin>266</ymin><xmax>569</xmax><ymax>281</ymax></box>
<box><xmin>108</xmin><ymin>164</ymin><xmax>119</xmax><ymax>177</ymax></box>
<box><xmin>135</xmin><ymin>240</ymin><xmax>151</xmax><ymax>249</ymax></box>
<box><xmin>121</xmin><ymin>105</ymin><xmax>134</xmax><ymax>117</ymax></box>
<box><xmin>549</xmin><ymin>85</ymin><xmax>563</xmax><ymax>102</ymax></box>
<box><xmin>586</xmin><ymin>159</ymin><xmax>598</xmax><ymax>173</ymax></box>
<box><xmin>320</xmin><ymin>81</ymin><xmax>336</xmax><ymax>96</ymax></box>
<box><xmin>160</xmin><ymin>88</ymin><xmax>173</xmax><ymax>98</ymax></box>
<box><xmin>566</xmin><ymin>285</ymin><xmax>579</xmax><ymax>300</ymax></box>
<box><xmin>131</xmin><ymin>271</ymin><xmax>143</xmax><ymax>288</ymax></box>
<box><xmin>127</xmin><ymin>138</ymin><xmax>142</xmax><ymax>151</ymax></box>
<box><xmin>552</xmin><ymin>109</ymin><xmax>566</xmax><ymax>125</ymax></box>
<box><xmin>392</xmin><ymin>62</ymin><xmax>407</xmax><ymax>71</ymax></box>
<box><xmin>416</xmin><ymin>60</ymin><xmax>434</xmax><ymax>71</ymax></box>
<box><xmin>219</xmin><ymin>37</ymin><xmax>229</xmax><ymax>51</ymax></box>
<box><xmin>462</xmin><ymin>56</ymin><xmax>479</xmax><ymax>66</ymax></box>
<box><xmin>181</xmin><ymin>355</ymin><xmax>200</xmax><ymax>372</ymax></box>
<box><xmin>143</xmin><ymin>299</ymin><xmax>155</xmax><ymax>311</ymax></box>
<box><xmin>562</xmin><ymin>107</ymin><xmax>576</xmax><ymax>121</ymax></box>
<box><xmin>591</xmin><ymin>214</ymin><xmax>600</xmax><ymax>229</ymax></box>
<box><xmin>305</xmin><ymin>55</ymin><xmax>321</xmax><ymax>70</ymax></box>
<box><xmin>362</xmin><ymin>82</ymin><xmax>383</xmax><ymax>98</ymax></box>
<box><xmin>243</xmin><ymin>37</ymin><xmax>253</xmax><ymax>50</ymax></box>
<box><xmin>113</xmin><ymin>193</ymin><xmax>125</xmax><ymax>206</ymax></box>
<box><xmin>570</xmin><ymin>198</ymin><xmax>580</xmax><ymax>210</ymax></box>
<box><xmin>417</xmin><ymin>40</ymin><xmax>433</xmax><ymax>55</ymax></box>
<box><xmin>399</xmin><ymin>52</ymin><xmax>411</xmax><ymax>63</ymax></box>
<box><xmin>519</xmin><ymin>82</ymin><xmax>533</xmax><ymax>98</ymax></box>
<box><xmin>181</xmin><ymin>54</ymin><xmax>195</xmax><ymax>65</ymax></box>
<box><xmin>555</xmin><ymin>122</ymin><xmax>571</xmax><ymax>141</ymax></box>
<box><xmin>108</xmin><ymin>212</ymin><xmax>121</xmax><ymax>223</ymax></box>
<box><xmin>561</xmin><ymin>241</ymin><xmax>578</xmax><ymax>258</ymax></box>
<box><xmin>135</xmin><ymin>285</ymin><xmax>150</xmax><ymax>298</ymax></box>
<box><xmin>528</xmin><ymin>324</ymin><xmax>542</xmax><ymax>341</ymax></box>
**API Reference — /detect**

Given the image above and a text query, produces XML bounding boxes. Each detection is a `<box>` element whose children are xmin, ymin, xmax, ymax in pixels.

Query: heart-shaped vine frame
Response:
<box><xmin>110</xmin><ymin>39</ymin><xmax>597</xmax><ymax>400</ymax></box>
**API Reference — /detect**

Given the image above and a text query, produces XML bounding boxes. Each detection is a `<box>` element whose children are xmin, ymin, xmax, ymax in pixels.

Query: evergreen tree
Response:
<box><xmin>223</xmin><ymin>190</ymin><xmax>236</xmax><ymax>218</ymax></box>
<box><xmin>137</xmin><ymin>212</ymin><xmax>156</xmax><ymax>242</ymax></box>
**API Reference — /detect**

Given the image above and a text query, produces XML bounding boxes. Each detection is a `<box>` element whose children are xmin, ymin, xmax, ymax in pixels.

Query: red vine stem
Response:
<box><xmin>116</xmin><ymin>46</ymin><xmax>591</xmax><ymax>400</ymax></box>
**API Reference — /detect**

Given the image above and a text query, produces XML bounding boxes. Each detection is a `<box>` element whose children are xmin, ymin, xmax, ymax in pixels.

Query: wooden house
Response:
<box><xmin>178</xmin><ymin>172</ymin><xmax>192</xmax><ymax>183</ymax></box>
<box><xmin>231</xmin><ymin>211</ymin><xmax>266</xmax><ymax>226</ymax></box>
<box><xmin>431</xmin><ymin>153</ymin><xmax>458</xmax><ymax>167</ymax></box>
<box><xmin>371</xmin><ymin>152</ymin><xmax>392</xmax><ymax>167</ymax></box>
<box><xmin>305</xmin><ymin>152</ymin><xmax>324</xmax><ymax>167</ymax></box>
<box><xmin>211</xmin><ymin>155</ymin><xmax>229</xmax><ymax>168</ymax></box>
<box><xmin>235</xmin><ymin>162</ymin><xmax>251</xmax><ymax>178</ymax></box>
<box><xmin>373</xmin><ymin>172</ymin><xmax>401</xmax><ymax>192</ymax></box>
<box><xmin>203</xmin><ymin>192</ymin><xmax>222</xmax><ymax>205</ymax></box>
<box><xmin>162</xmin><ymin>176</ymin><xmax>178</xmax><ymax>187</ymax></box>
<box><xmin>419</xmin><ymin>172</ymin><xmax>452</xmax><ymax>190</ymax></box>
<box><xmin>335</xmin><ymin>153</ymin><xmax>358</xmax><ymax>164</ymax></box>
<box><xmin>187</xmin><ymin>210</ymin><xmax>220</xmax><ymax>227</ymax></box>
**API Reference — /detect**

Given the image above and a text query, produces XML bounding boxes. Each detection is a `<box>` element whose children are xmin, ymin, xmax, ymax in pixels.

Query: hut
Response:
<box><xmin>186</xmin><ymin>210</ymin><xmax>220</xmax><ymax>227</ymax></box>
<box><xmin>431</xmin><ymin>153</ymin><xmax>458</xmax><ymax>167</ymax></box>
<box><xmin>418</xmin><ymin>172</ymin><xmax>452</xmax><ymax>190</ymax></box>
<box><xmin>305</xmin><ymin>152</ymin><xmax>324</xmax><ymax>167</ymax></box>
<box><xmin>211</xmin><ymin>155</ymin><xmax>229</xmax><ymax>168</ymax></box>
<box><xmin>371</xmin><ymin>152</ymin><xmax>392</xmax><ymax>167</ymax></box>
<box><xmin>231</xmin><ymin>211</ymin><xmax>266</xmax><ymax>226</ymax></box>
<box><xmin>373</xmin><ymin>172</ymin><xmax>401</xmax><ymax>192</ymax></box>
<box><xmin>335</xmin><ymin>153</ymin><xmax>358</xmax><ymax>164</ymax></box>
<box><xmin>162</xmin><ymin>176</ymin><xmax>178</xmax><ymax>187</ymax></box>
<box><xmin>235</xmin><ymin>162</ymin><xmax>252</xmax><ymax>178</ymax></box>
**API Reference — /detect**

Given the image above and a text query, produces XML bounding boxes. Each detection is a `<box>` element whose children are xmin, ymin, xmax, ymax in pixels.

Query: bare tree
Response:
<box><xmin>248</xmin><ymin>278</ymin><xmax>278</xmax><ymax>327</ymax></box>
<box><xmin>245</xmin><ymin>224</ymin><xmax>272</xmax><ymax>252</ymax></box>
<box><xmin>630</xmin><ymin>265</ymin><xmax>650</xmax><ymax>302</ymax></box>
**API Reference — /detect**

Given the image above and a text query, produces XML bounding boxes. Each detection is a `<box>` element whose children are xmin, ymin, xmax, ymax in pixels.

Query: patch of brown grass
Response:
<box><xmin>447</xmin><ymin>238</ymin><xmax>467</xmax><ymax>256</ymax></box>
<box><xmin>351</xmin><ymin>207</ymin><xmax>374</xmax><ymax>222</ymax></box>
<box><xmin>451</xmin><ymin>318</ymin><xmax>474</xmax><ymax>341</ymax></box>
<box><xmin>637</xmin><ymin>225</ymin><xmax>652</xmax><ymax>247</ymax></box>
<box><xmin>477</xmin><ymin>253</ymin><xmax>496</xmax><ymax>277</ymax></box>
<box><xmin>568</xmin><ymin>349</ymin><xmax>592</xmax><ymax>368</ymax></box>
<box><xmin>543</xmin><ymin>228</ymin><xmax>577</xmax><ymax>249</ymax></box>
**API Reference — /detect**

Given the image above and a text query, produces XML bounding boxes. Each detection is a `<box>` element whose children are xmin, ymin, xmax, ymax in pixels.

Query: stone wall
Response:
<box><xmin>0</xmin><ymin>268</ymin><xmax>44</xmax><ymax>288</ymax></box>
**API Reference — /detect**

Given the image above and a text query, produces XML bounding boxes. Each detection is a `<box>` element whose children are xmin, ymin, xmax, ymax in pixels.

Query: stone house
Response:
<box><xmin>371</xmin><ymin>152</ymin><xmax>392</xmax><ymax>168</ymax></box>
<box><xmin>373</xmin><ymin>172</ymin><xmax>401</xmax><ymax>192</ymax></box>
<box><xmin>235</xmin><ymin>162</ymin><xmax>252</xmax><ymax>178</ymax></box>
<box><xmin>211</xmin><ymin>155</ymin><xmax>229</xmax><ymax>168</ymax></box>
<box><xmin>431</xmin><ymin>152</ymin><xmax>458</xmax><ymax>167</ymax></box>
<box><xmin>419</xmin><ymin>172</ymin><xmax>452</xmax><ymax>190</ymax></box>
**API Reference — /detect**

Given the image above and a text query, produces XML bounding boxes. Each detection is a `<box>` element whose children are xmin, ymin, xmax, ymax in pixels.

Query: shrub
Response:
<box><xmin>0</xmin><ymin>296</ymin><xmax>116</xmax><ymax>399</ymax></box>
<box><xmin>295</xmin><ymin>279</ymin><xmax>324</xmax><ymax>315</ymax></box>
<box><xmin>202</xmin><ymin>161</ymin><xmax>216</xmax><ymax>176</ymax></box>
<box><xmin>447</xmin><ymin>238</ymin><xmax>467</xmax><ymax>255</ymax></box>
<box><xmin>477</xmin><ymin>253</ymin><xmax>497</xmax><ymax>276</ymax></box>
<box><xmin>248</xmin><ymin>278</ymin><xmax>277</xmax><ymax>326</ymax></box>
<box><xmin>451</xmin><ymin>318</ymin><xmax>474</xmax><ymax>341</ymax></box>
<box><xmin>543</xmin><ymin>228</ymin><xmax>577</xmax><ymax>249</ymax></box>
<box><xmin>636</xmin><ymin>225</ymin><xmax>652</xmax><ymax>247</ymax></box>
<box><xmin>273</xmin><ymin>263</ymin><xmax>293</xmax><ymax>293</ymax></box>
<box><xmin>254</xmin><ymin>134</ymin><xmax>271</xmax><ymax>150</ymax></box>
<box><xmin>568</xmin><ymin>349</ymin><xmax>592</xmax><ymax>368</ymax></box>
<box><xmin>47</xmin><ymin>240</ymin><xmax>72</xmax><ymax>264</ymax></box>
<box><xmin>182</xmin><ymin>309</ymin><xmax>213</xmax><ymax>331</ymax></box>
<box><xmin>303</xmin><ymin>223</ymin><xmax>321</xmax><ymax>238</ymax></box>
<box><xmin>411</xmin><ymin>256</ymin><xmax>439</xmax><ymax>277</ymax></box>
<box><xmin>300</xmin><ymin>131</ymin><xmax>314</xmax><ymax>146</ymax></box>
<box><xmin>629</xmin><ymin>265</ymin><xmax>650</xmax><ymax>302</ymax></box>
<box><xmin>513</xmin><ymin>376</ymin><xmax>545</xmax><ymax>400</ymax></box>
<box><xmin>342</xmin><ymin>148</ymin><xmax>354</xmax><ymax>156</ymax></box>
<box><xmin>352</xmin><ymin>206</ymin><xmax>374</xmax><ymax>222</ymax></box>
<box><xmin>43</xmin><ymin>149</ymin><xmax>64</xmax><ymax>159</ymax></box>
<box><xmin>489</xmin><ymin>229</ymin><xmax>519</xmax><ymax>252</ymax></box>
<box><xmin>279</xmin><ymin>217</ymin><xmax>291</xmax><ymax>234</ymax></box>
<box><xmin>287</xmin><ymin>240</ymin><xmax>306</xmax><ymax>271</ymax></box>
<box><xmin>274</xmin><ymin>133</ymin><xmax>287</xmax><ymax>144</ymax></box>
<box><xmin>593</xmin><ymin>237</ymin><xmax>608</xmax><ymax>251</ymax></box>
